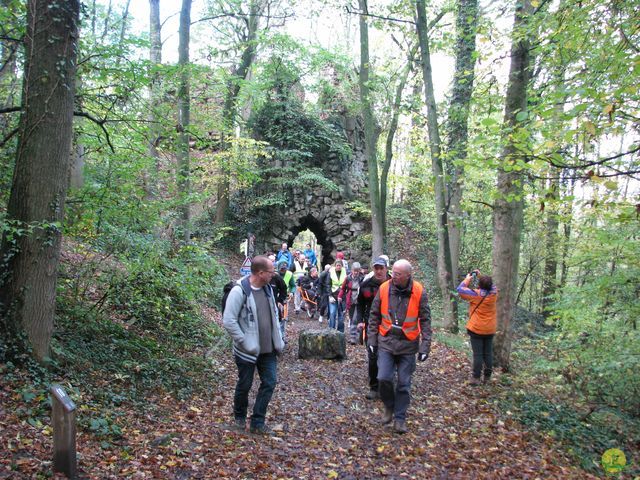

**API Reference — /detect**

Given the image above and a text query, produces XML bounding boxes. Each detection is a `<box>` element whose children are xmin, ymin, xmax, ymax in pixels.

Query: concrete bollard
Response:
<box><xmin>50</xmin><ymin>384</ymin><xmax>77</xmax><ymax>479</ymax></box>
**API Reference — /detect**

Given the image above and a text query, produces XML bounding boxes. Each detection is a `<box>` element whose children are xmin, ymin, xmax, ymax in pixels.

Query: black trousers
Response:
<box><xmin>467</xmin><ymin>329</ymin><xmax>494</xmax><ymax>379</ymax></box>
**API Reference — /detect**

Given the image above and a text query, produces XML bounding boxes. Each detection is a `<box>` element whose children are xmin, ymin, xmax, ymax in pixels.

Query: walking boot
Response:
<box><xmin>393</xmin><ymin>420</ymin><xmax>408</xmax><ymax>434</ymax></box>
<box><xmin>232</xmin><ymin>417</ymin><xmax>245</xmax><ymax>432</ymax></box>
<box><xmin>365</xmin><ymin>389</ymin><xmax>379</xmax><ymax>400</ymax></box>
<box><xmin>381</xmin><ymin>406</ymin><xmax>393</xmax><ymax>425</ymax></box>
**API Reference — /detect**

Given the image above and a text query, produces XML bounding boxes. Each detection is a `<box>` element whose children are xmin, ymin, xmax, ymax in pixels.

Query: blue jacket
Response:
<box><xmin>276</xmin><ymin>250</ymin><xmax>293</xmax><ymax>269</ymax></box>
<box><xmin>303</xmin><ymin>248</ymin><xmax>317</xmax><ymax>268</ymax></box>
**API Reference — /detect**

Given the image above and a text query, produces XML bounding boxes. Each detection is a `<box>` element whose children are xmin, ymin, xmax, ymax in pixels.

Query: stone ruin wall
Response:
<box><xmin>257</xmin><ymin>113</ymin><xmax>371</xmax><ymax>264</ymax></box>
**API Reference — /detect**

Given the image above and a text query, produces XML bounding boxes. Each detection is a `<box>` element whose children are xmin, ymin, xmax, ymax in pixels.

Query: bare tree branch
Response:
<box><xmin>345</xmin><ymin>5</ymin><xmax>415</xmax><ymax>25</ymax></box>
<box><xmin>469</xmin><ymin>199</ymin><xmax>495</xmax><ymax>209</ymax></box>
<box><xmin>0</xmin><ymin>106</ymin><xmax>21</xmax><ymax>115</ymax></box>
<box><xmin>73</xmin><ymin>111</ymin><xmax>115</xmax><ymax>152</ymax></box>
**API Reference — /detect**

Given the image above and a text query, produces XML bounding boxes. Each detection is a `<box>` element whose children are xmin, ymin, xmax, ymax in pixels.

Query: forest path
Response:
<box><xmin>129</xmin><ymin>314</ymin><xmax>597</xmax><ymax>480</ymax></box>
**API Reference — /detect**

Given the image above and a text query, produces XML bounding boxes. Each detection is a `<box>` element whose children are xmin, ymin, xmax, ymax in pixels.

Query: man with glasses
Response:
<box><xmin>223</xmin><ymin>256</ymin><xmax>284</xmax><ymax>435</ymax></box>
<box><xmin>367</xmin><ymin>259</ymin><xmax>431</xmax><ymax>434</ymax></box>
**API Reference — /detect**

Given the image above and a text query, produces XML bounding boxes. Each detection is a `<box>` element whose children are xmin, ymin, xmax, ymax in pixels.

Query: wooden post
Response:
<box><xmin>51</xmin><ymin>384</ymin><xmax>77</xmax><ymax>479</ymax></box>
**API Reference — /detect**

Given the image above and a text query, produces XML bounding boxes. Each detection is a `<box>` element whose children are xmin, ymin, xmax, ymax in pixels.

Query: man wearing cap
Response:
<box><xmin>356</xmin><ymin>256</ymin><xmax>391</xmax><ymax>400</ymax></box>
<box><xmin>367</xmin><ymin>259</ymin><xmax>431</xmax><ymax>434</ymax></box>
<box><xmin>338</xmin><ymin>262</ymin><xmax>364</xmax><ymax>344</ymax></box>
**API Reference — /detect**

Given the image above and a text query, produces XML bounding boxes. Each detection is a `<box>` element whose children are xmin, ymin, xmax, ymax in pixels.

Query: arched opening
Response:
<box><xmin>287</xmin><ymin>215</ymin><xmax>335</xmax><ymax>267</ymax></box>
<box><xmin>291</xmin><ymin>229</ymin><xmax>318</xmax><ymax>266</ymax></box>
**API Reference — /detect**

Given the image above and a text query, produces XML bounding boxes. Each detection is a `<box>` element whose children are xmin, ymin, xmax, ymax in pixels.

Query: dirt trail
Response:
<box><xmin>128</xmin><ymin>314</ymin><xmax>596</xmax><ymax>480</ymax></box>
<box><xmin>1</xmin><ymin>312</ymin><xmax>599</xmax><ymax>479</ymax></box>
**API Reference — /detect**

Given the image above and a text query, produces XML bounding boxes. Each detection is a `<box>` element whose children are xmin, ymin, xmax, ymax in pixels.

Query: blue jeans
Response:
<box><xmin>233</xmin><ymin>352</ymin><xmax>278</xmax><ymax>428</ymax></box>
<box><xmin>328</xmin><ymin>300</ymin><xmax>344</xmax><ymax>332</ymax></box>
<box><xmin>377</xmin><ymin>349</ymin><xmax>416</xmax><ymax>421</ymax></box>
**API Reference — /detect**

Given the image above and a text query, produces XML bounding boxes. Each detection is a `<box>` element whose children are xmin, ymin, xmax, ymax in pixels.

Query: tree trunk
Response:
<box><xmin>491</xmin><ymin>0</ymin><xmax>533</xmax><ymax>371</ymax></box>
<box><xmin>381</xmin><ymin>45</ymin><xmax>416</xmax><ymax>244</ymax></box>
<box><xmin>416</xmin><ymin>0</ymin><xmax>458</xmax><ymax>331</ymax></box>
<box><xmin>541</xmin><ymin>174</ymin><xmax>559</xmax><ymax>314</ymax></box>
<box><xmin>176</xmin><ymin>0</ymin><xmax>192</xmax><ymax>243</ymax></box>
<box><xmin>214</xmin><ymin>0</ymin><xmax>261</xmax><ymax>225</ymax></box>
<box><xmin>559</xmin><ymin>172</ymin><xmax>575</xmax><ymax>288</ymax></box>
<box><xmin>446</xmin><ymin>0</ymin><xmax>479</xmax><ymax>283</ymax></box>
<box><xmin>359</xmin><ymin>0</ymin><xmax>384</xmax><ymax>259</ymax></box>
<box><xmin>0</xmin><ymin>0</ymin><xmax>80</xmax><ymax>362</ymax></box>
<box><xmin>148</xmin><ymin>0</ymin><xmax>162</xmax><ymax>193</ymax></box>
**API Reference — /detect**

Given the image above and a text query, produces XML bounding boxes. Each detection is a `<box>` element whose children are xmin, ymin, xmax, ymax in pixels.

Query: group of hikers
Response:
<box><xmin>222</xmin><ymin>244</ymin><xmax>498</xmax><ymax>435</ymax></box>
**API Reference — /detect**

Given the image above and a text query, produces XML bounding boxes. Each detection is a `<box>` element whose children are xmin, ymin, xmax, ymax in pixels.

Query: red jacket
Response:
<box><xmin>337</xmin><ymin>273</ymin><xmax>363</xmax><ymax>312</ymax></box>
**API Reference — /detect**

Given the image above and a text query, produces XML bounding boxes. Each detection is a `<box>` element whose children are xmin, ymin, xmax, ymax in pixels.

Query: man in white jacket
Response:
<box><xmin>223</xmin><ymin>256</ymin><xmax>284</xmax><ymax>435</ymax></box>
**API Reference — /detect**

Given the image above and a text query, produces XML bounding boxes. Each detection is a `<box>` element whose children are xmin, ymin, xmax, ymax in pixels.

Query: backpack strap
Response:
<box><xmin>239</xmin><ymin>276</ymin><xmax>252</xmax><ymax>298</ymax></box>
<box><xmin>470</xmin><ymin>293</ymin><xmax>488</xmax><ymax>318</ymax></box>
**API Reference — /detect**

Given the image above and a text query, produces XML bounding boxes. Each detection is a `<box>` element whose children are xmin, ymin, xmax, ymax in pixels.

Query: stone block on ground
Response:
<box><xmin>298</xmin><ymin>329</ymin><xmax>346</xmax><ymax>360</ymax></box>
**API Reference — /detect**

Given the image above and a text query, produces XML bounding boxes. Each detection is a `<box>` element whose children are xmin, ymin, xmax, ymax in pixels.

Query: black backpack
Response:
<box><xmin>221</xmin><ymin>277</ymin><xmax>252</xmax><ymax>315</ymax></box>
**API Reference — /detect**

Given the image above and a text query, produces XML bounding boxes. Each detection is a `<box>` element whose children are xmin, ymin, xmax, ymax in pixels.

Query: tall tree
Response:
<box><xmin>358</xmin><ymin>0</ymin><xmax>384</xmax><ymax>258</ymax></box>
<box><xmin>0</xmin><ymin>0</ymin><xmax>80</xmax><ymax>361</ymax></box>
<box><xmin>214</xmin><ymin>0</ymin><xmax>262</xmax><ymax>224</ymax></box>
<box><xmin>148</xmin><ymin>0</ymin><xmax>162</xmax><ymax>186</ymax></box>
<box><xmin>177</xmin><ymin>0</ymin><xmax>192</xmax><ymax>242</ymax></box>
<box><xmin>381</xmin><ymin>43</ymin><xmax>417</xmax><ymax>242</ymax></box>
<box><xmin>445</xmin><ymin>0</ymin><xmax>479</xmax><ymax>283</ymax></box>
<box><xmin>491</xmin><ymin>0</ymin><xmax>534</xmax><ymax>370</ymax></box>
<box><xmin>415</xmin><ymin>0</ymin><xmax>458</xmax><ymax>331</ymax></box>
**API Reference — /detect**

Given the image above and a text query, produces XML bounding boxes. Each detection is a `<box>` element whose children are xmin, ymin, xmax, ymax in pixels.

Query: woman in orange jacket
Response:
<box><xmin>457</xmin><ymin>270</ymin><xmax>498</xmax><ymax>385</ymax></box>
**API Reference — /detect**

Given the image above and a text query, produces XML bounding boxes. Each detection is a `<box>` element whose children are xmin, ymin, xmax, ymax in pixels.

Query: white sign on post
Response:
<box><xmin>239</xmin><ymin>257</ymin><xmax>252</xmax><ymax>276</ymax></box>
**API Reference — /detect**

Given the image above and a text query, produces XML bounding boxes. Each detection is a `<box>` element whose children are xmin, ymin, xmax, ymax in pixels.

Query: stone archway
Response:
<box><xmin>235</xmin><ymin>79</ymin><xmax>371</xmax><ymax>264</ymax></box>
<box><xmin>287</xmin><ymin>215</ymin><xmax>335</xmax><ymax>266</ymax></box>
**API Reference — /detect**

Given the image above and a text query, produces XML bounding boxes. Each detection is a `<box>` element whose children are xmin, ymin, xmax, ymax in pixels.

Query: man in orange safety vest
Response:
<box><xmin>367</xmin><ymin>259</ymin><xmax>431</xmax><ymax>434</ymax></box>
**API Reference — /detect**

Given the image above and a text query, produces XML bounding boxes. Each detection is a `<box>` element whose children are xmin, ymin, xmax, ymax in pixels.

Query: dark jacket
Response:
<box><xmin>367</xmin><ymin>278</ymin><xmax>432</xmax><ymax>356</ymax></box>
<box><xmin>356</xmin><ymin>274</ymin><xmax>390</xmax><ymax>327</ymax></box>
<box><xmin>318</xmin><ymin>270</ymin><xmax>331</xmax><ymax>297</ymax></box>
<box><xmin>297</xmin><ymin>273</ymin><xmax>319</xmax><ymax>295</ymax></box>
<box><xmin>317</xmin><ymin>270</ymin><xmax>332</xmax><ymax>315</ymax></box>
<box><xmin>270</xmin><ymin>273</ymin><xmax>288</xmax><ymax>305</ymax></box>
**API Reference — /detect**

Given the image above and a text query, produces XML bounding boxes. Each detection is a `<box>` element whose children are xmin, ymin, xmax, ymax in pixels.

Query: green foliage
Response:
<box><xmin>50</xmin><ymin>237</ymin><xmax>229</xmax><ymax>403</ymax></box>
<box><xmin>232</xmin><ymin>62</ymin><xmax>348</xmax><ymax>236</ymax></box>
<box><xmin>542</xmin><ymin>201</ymin><xmax>640</xmax><ymax>415</ymax></box>
<box><xmin>501</xmin><ymin>392</ymin><xmax>638</xmax><ymax>475</ymax></box>
<box><xmin>105</xmin><ymin>243</ymin><xmax>225</xmax><ymax>343</ymax></box>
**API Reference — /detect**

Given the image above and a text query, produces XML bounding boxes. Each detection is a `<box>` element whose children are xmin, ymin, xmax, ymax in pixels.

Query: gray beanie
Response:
<box><xmin>351</xmin><ymin>262</ymin><xmax>361</xmax><ymax>270</ymax></box>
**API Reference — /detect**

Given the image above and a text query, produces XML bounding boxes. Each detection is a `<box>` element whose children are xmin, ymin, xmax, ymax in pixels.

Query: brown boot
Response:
<box><xmin>381</xmin><ymin>406</ymin><xmax>393</xmax><ymax>425</ymax></box>
<box><xmin>393</xmin><ymin>420</ymin><xmax>408</xmax><ymax>434</ymax></box>
<box><xmin>469</xmin><ymin>377</ymin><xmax>481</xmax><ymax>386</ymax></box>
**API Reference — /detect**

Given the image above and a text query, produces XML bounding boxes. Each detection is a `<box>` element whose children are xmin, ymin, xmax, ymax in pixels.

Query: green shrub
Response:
<box><xmin>106</xmin><ymin>243</ymin><xmax>225</xmax><ymax>344</ymax></box>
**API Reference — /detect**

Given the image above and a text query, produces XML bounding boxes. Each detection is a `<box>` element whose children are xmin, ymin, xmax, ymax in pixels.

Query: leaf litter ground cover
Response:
<box><xmin>1</xmin><ymin>313</ymin><xmax>603</xmax><ymax>479</ymax></box>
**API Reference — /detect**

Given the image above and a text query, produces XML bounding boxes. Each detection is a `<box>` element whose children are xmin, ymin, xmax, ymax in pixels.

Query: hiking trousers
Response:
<box><xmin>233</xmin><ymin>352</ymin><xmax>277</xmax><ymax>429</ymax></box>
<box><xmin>467</xmin><ymin>329</ymin><xmax>494</xmax><ymax>379</ymax></box>
<box><xmin>377</xmin><ymin>350</ymin><xmax>416</xmax><ymax>421</ymax></box>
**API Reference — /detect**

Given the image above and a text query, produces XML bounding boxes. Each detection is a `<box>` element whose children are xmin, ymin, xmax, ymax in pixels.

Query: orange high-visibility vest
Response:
<box><xmin>379</xmin><ymin>280</ymin><xmax>424</xmax><ymax>341</ymax></box>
